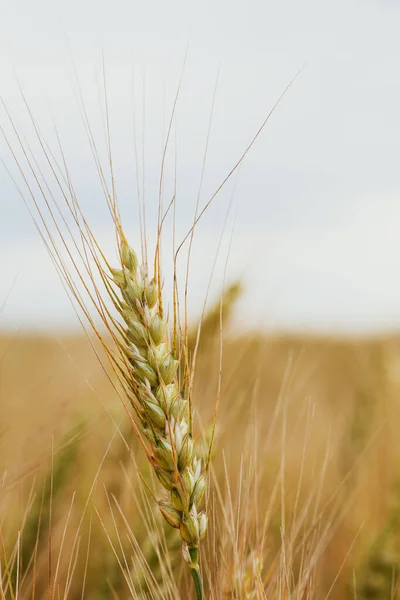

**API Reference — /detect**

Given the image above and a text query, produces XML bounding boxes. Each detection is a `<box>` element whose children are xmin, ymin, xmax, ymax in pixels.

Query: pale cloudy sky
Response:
<box><xmin>1</xmin><ymin>0</ymin><xmax>400</xmax><ymax>333</ymax></box>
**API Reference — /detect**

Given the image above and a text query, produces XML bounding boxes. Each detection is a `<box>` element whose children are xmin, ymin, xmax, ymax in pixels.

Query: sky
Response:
<box><xmin>1</xmin><ymin>0</ymin><xmax>400</xmax><ymax>334</ymax></box>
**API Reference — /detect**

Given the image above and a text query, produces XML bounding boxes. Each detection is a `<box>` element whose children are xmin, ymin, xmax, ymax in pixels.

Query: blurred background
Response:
<box><xmin>2</xmin><ymin>1</ymin><xmax>400</xmax><ymax>598</ymax></box>
<box><xmin>2</xmin><ymin>0</ymin><xmax>400</xmax><ymax>333</ymax></box>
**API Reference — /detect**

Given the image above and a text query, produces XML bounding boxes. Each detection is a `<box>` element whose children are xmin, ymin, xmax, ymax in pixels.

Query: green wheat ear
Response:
<box><xmin>188</xmin><ymin>280</ymin><xmax>243</xmax><ymax>352</ymax></box>
<box><xmin>110</xmin><ymin>236</ymin><xmax>207</xmax><ymax>599</ymax></box>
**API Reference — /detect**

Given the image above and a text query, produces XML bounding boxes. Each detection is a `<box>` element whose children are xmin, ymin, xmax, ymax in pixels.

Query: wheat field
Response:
<box><xmin>2</xmin><ymin>319</ymin><xmax>400</xmax><ymax>598</ymax></box>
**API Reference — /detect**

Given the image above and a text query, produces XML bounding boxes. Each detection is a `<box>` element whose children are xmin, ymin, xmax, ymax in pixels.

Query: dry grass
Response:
<box><xmin>2</xmin><ymin>328</ymin><xmax>400</xmax><ymax>598</ymax></box>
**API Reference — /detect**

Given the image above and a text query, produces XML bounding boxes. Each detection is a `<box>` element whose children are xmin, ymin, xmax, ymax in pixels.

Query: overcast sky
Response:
<box><xmin>1</xmin><ymin>0</ymin><xmax>400</xmax><ymax>334</ymax></box>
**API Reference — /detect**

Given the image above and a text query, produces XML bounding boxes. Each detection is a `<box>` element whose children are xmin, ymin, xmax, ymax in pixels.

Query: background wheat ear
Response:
<box><xmin>102</xmin><ymin>233</ymin><xmax>208</xmax><ymax>599</ymax></box>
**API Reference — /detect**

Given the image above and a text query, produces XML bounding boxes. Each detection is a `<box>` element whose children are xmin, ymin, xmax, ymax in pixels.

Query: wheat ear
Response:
<box><xmin>110</xmin><ymin>234</ymin><xmax>206</xmax><ymax>599</ymax></box>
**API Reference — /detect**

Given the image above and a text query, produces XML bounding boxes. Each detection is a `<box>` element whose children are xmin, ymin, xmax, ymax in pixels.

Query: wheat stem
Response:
<box><xmin>188</xmin><ymin>546</ymin><xmax>203</xmax><ymax>600</ymax></box>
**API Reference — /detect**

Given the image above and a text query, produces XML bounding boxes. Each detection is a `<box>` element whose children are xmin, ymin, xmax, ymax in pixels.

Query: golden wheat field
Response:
<box><xmin>2</xmin><ymin>317</ymin><xmax>400</xmax><ymax>599</ymax></box>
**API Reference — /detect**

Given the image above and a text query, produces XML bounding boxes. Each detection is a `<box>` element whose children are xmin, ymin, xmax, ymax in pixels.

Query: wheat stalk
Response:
<box><xmin>108</xmin><ymin>234</ymin><xmax>207</xmax><ymax>598</ymax></box>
